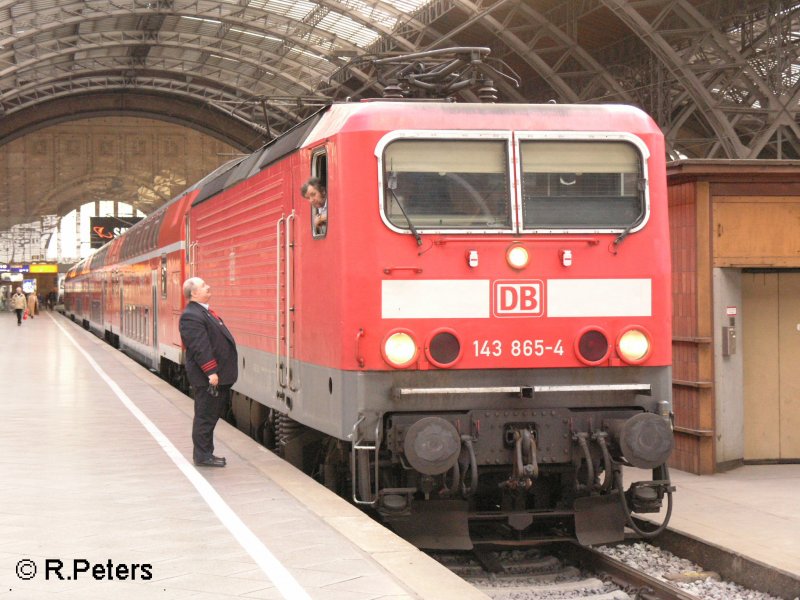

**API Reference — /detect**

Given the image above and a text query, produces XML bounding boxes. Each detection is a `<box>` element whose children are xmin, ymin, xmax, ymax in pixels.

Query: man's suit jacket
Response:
<box><xmin>179</xmin><ymin>300</ymin><xmax>238</xmax><ymax>388</ymax></box>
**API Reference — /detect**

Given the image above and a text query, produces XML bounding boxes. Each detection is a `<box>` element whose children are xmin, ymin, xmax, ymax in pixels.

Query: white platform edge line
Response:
<box><xmin>49</xmin><ymin>313</ymin><xmax>312</xmax><ymax>600</ymax></box>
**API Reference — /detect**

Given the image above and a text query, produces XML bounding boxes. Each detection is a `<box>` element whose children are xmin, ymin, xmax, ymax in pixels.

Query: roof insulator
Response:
<box><xmin>383</xmin><ymin>83</ymin><xmax>405</xmax><ymax>99</ymax></box>
<box><xmin>478</xmin><ymin>80</ymin><xmax>498</xmax><ymax>103</ymax></box>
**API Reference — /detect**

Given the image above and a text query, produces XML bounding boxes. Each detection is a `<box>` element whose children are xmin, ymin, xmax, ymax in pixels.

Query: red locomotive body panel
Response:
<box><xmin>190</xmin><ymin>164</ymin><xmax>290</xmax><ymax>352</ymax></box>
<box><xmin>185</xmin><ymin>103</ymin><xmax>670</xmax><ymax>374</ymax></box>
<box><xmin>277</xmin><ymin>103</ymin><xmax>669</xmax><ymax>373</ymax></box>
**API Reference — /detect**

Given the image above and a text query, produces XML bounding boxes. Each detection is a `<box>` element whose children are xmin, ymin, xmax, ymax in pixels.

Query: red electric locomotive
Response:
<box><xmin>65</xmin><ymin>99</ymin><xmax>674</xmax><ymax>548</ymax></box>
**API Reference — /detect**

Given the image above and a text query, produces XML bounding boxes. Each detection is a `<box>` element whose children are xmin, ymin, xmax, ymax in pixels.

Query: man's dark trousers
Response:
<box><xmin>192</xmin><ymin>384</ymin><xmax>231</xmax><ymax>463</ymax></box>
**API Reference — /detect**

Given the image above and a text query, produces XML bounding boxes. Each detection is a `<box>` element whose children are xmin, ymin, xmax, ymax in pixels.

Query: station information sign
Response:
<box><xmin>0</xmin><ymin>263</ymin><xmax>58</xmax><ymax>274</ymax></box>
<box><xmin>0</xmin><ymin>263</ymin><xmax>30</xmax><ymax>273</ymax></box>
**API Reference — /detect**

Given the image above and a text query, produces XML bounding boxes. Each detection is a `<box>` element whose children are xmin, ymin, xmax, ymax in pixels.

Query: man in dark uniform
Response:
<box><xmin>179</xmin><ymin>277</ymin><xmax>238</xmax><ymax>467</ymax></box>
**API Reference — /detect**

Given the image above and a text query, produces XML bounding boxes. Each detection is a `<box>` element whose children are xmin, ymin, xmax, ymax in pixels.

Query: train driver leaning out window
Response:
<box><xmin>301</xmin><ymin>177</ymin><xmax>327</xmax><ymax>236</ymax></box>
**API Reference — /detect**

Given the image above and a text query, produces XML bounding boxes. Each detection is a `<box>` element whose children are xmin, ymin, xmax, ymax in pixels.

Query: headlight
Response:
<box><xmin>382</xmin><ymin>331</ymin><xmax>418</xmax><ymax>368</ymax></box>
<box><xmin>617</xmin><ymin>327</ymin><xmax>652</xmax><ymax>364</ymax></box>
<box><xmin>506</xmin><ymin>244</ymin><xmax>529</xmax><ymax>270</ymax></box>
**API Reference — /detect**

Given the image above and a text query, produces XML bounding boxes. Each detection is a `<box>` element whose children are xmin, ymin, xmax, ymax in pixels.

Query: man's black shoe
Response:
<box><xmin>212</xmin><ymin>455</ymin><xmax>226</xmax><ymax>465</ymax></box>
<box><xmin>194</xmin><ymin>456</ymin><xmax>226</xmax><ymax>467</ymax></box>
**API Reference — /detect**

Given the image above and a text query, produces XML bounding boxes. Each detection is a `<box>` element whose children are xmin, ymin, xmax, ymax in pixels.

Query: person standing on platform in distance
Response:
<box><xmin>27</xmin><ymin>291</ymin><xmax>38</xmax><ymax>319</ymax></box>
<box><xmin>10</xmin><ymin>287</ymin><xmax>26</xmax><ymax>326</ymax></box>
<box><xmin>179</xmin><ymin>277</ymin><xmax>238</xmax><ymax>468</ymax></box>
<box><xmin>301</xmin><ymin>177</ymin><xmax>327</xmax><ymax>235</ymax></box>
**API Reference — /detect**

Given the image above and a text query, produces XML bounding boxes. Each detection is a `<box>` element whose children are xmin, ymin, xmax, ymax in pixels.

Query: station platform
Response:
<box><xmin>2</xmin><ymin>310</ymin><xmax>799</xmax><ymax>599</ymax></box>
<box><xmin>630</xmin><ymin>462</ymin><xmax>800</xmax><ymax>580</ymax></box>
<box><xmin>0</xmin><ymin>310</ymin><xmax>486</xmax><ymax>600</ymax></box>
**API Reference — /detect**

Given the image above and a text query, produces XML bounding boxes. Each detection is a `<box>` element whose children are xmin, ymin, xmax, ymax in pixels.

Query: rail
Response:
<box><xmin>275</xmin><ymin>211</ymin><xmax>297</xmax><ymax>392</ymax></box>
<box><xmin>561</xmin><ymin>543</ymin><xmax>700</xmax><ymax>600</ymax></box>
<box><xmin>275</xmin><ymin>215</ymin><xmax>285</xmax><ymax>388</ymax></box>
<box><xmin>285</xmin><ymin>212</ymin><xmax>297</xmax><ymax>391</ymax></box>
<box><xmin>393</xmin><ymin>383</ymin><xmax>652</xmax><ymax>399</ymax></box>
<box><xmin>350</xmin><ymin>415</ymin><xmax>382</xmax><ymax>506</ymax></box>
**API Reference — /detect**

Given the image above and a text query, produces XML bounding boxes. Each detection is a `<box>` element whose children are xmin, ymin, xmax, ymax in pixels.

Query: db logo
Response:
<box><xmin>493</xmin><ymin>280</ymin><xmax>544</xmax><ymax>317</ymax></box>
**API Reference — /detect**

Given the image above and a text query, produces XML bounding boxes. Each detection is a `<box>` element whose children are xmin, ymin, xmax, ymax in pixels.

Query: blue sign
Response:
<box><xmin>0</xmin><ymin>264</ymin><xmax>29</xmax><ymax>273</ymax></box>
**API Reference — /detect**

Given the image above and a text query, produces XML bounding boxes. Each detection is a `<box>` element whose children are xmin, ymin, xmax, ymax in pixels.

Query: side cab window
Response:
<box><xmin>311</xmin><ymin>150</ymin><xmax>328</xmax><ymax>239</ymax></box>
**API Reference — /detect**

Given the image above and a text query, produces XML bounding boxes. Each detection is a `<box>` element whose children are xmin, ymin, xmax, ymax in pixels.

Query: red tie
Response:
<box><xmin>209</xmin><ymin>308</ymin><xmax>221</xmax><ymax>322</ymax></box>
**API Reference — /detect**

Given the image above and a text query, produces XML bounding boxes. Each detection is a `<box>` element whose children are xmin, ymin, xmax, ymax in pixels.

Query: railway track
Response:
<box><xmin>560</xmin><ymin>543</ymin><xmax>701</xmax><ymax>600</ymax></box>
<box><xmin>432</xmin><ymin>534</ymin><xmax>799</xmax><ymax>600</ymax></box>
<box><xmin>432</xmin><ymin>544</ymin><xmax>697</xmax><ymax>600</ymax></box>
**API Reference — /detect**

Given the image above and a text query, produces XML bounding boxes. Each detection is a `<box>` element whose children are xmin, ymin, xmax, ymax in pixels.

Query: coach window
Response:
<box><xmin>382</xmin><ymin>139</ymin><xmax>512</xmax><ymax>231</ymax></box>
<box><xmin>519</xmin><ymin>140</ymin><xmax>645</xmax><ymax>231</ymax></box>
<box><xmin>310</xmin><ymin>150</ymin><xmax>328</xmax><ymax>239</ymax></box>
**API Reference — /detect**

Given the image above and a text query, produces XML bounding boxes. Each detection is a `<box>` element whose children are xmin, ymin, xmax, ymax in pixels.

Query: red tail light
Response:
<box><xmin>576</xmin><ymin>328</ymin><xmax>610</xmax><ymax>365</ymax></box>
<box><xmin>426</xmin><ymin>330</ymin><xmax>462</xmax><ymax>368</ymax></box>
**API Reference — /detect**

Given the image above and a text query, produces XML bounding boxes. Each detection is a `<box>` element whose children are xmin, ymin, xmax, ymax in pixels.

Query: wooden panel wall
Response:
<box><xmin>668</xmin><ymin>181</ymin><xmax>715</xmax><ymax>474</ymax></box>
<box><xmin>668</xmin><ymin>164</ymin><xmax>800</xmax><ymax>474</ymax></box>
<box><xmin>714</xmin><ymin>197</ymin><xmax>800</xmax><ymax>267</ymax></box>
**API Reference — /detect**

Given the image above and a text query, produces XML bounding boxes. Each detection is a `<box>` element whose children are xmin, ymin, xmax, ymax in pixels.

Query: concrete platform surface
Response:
<box><xmin>0</xmin><ymin>310</ymin><xmax>487</xmax><ymax>600</ymax></box>
<box><xmin>628</xmin><ymin>462</ymin><xmax>800</xmax><ymax>578</ymax></box>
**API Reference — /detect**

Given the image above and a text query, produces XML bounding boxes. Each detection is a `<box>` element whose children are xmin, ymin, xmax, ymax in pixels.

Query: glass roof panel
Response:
<box><xmin>318</xmin><ymin>12</ymin><xmax>381</xmax><ymax>48</ymax></box>
<box><xmin>251</xmin><ymin>0</ymin><xmax>318</xmax><ymax>21</ymax></box>
<box><xmin>244</xmin><ymin>0</ymin><xmax>433</xmax><ymax>49</ymax></box>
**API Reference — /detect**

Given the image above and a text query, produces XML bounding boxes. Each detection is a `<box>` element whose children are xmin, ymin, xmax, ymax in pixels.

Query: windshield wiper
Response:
<box><xmin>611</xmin><ymin>221</ymin><xmax>639</xmax><ymax>255</ymax></box>
<box><xmin>388</xmin><ymin>187</ymin><xmax>422</xmax><ymax>247</ymax></box>
<box><xmin>613</xmin><ymin>224</ymin><xmax>633</xmax><ymax>248</ymax></box>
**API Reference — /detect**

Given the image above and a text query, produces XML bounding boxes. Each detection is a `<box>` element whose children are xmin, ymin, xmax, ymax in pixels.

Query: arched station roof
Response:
<box><xmin>1</xmin><ymin>0</ymin><xmax>800</xmax><ymax>232</ymax></box>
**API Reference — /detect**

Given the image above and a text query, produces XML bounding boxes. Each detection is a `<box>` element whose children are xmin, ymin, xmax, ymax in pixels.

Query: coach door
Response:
<box><xmin>101</xmin><ymin>279</ymin><xmax>107</xmax><ymax>327</ymax></box>
<box><xmin>151</xmin><ymin>269</ymin><xmax>159</xmax><ymax>359</ymax></box>
<box><xmin>276</xmin><ymin>208</ymin><xmax>297</xmax><ymax>394</ymax></box>
<box><xmin>117</xmin><ymin>275</ymin><xmax>123</xmax><ymax>336</ymax></box>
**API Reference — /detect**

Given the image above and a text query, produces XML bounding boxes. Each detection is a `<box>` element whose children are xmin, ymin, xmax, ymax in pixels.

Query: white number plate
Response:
<box><xmin>472</xmin><ymin>339</ymin><xmax>564</xmax><ymax>358</ymax></box>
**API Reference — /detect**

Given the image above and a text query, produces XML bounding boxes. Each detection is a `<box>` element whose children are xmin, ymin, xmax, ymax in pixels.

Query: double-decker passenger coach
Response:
<box><xmin>65</xmin><ymin>99</ymin><xmax>675</xmax><ymax>548</ymax></box>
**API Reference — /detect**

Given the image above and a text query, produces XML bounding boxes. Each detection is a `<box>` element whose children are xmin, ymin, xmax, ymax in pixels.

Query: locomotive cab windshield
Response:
<box><xmin>379</xmin><ymin>132</ymin><xmax>649</xmax><ymax>235</ymax></box>
<box><xmin>519</xmin><ymin>138</ymin><xmax>647</xmax><ymax>231</ymax></box>
<box><xmin>380</xmin><ymin>134</ymin><xmax>513</xmax><ymax>232</ymax></box>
